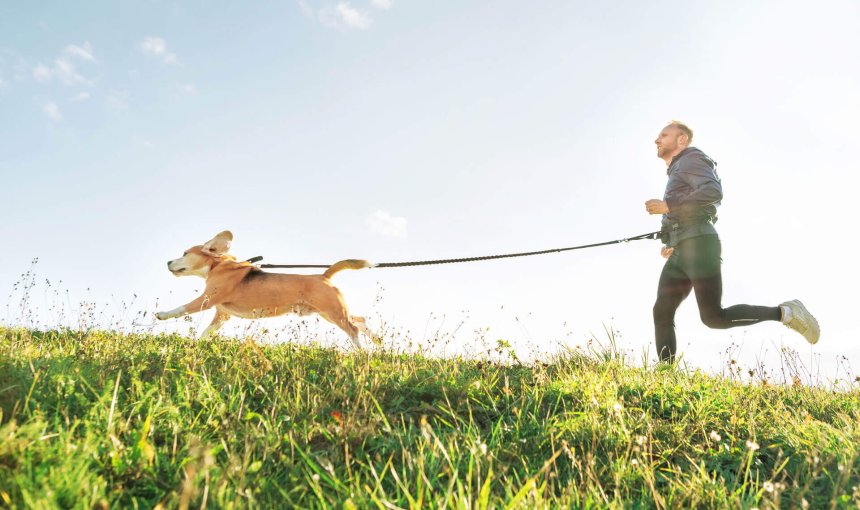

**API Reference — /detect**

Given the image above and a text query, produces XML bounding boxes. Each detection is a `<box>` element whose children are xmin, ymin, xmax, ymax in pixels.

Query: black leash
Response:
<box><xmin>245</xmin><ymin>230</ymin><xmax>661</xmax><ymax>270</ymax></box>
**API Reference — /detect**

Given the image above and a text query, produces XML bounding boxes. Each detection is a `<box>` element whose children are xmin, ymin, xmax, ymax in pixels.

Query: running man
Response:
<box><xmin>645</xmin><ymin>121</ymin><xmax>819</xmax><ymax>362</ymax></box>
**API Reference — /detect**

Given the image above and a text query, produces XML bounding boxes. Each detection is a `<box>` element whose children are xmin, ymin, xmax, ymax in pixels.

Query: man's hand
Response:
<box><xmin>645</xmin><ymin>199</ymin><xmax>669</xmax><ymax>215</ymax></box>
<box><xmin>661</xmin><ymin>246</ymin><xmax>674</xmax><ymax>259</ymax></box>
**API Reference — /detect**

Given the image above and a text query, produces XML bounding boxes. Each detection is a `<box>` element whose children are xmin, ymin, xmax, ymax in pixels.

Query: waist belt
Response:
<box><xmin>660</xmin><ymin>218</ymin><xmax>716</xmax><ymax>245</ymax></box>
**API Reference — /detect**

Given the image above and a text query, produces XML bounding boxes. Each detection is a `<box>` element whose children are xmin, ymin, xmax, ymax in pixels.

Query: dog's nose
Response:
<box><xmin>166</xmin><ymin>261</ymin><xmax>172</xmax><ymax>268</ymax></box>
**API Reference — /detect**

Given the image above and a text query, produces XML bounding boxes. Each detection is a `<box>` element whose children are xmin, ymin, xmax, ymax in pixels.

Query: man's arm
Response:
<box><xmin>644</xmin><ymin>200</ymin><xmax>673</xmax><ymax>258</ymax></box>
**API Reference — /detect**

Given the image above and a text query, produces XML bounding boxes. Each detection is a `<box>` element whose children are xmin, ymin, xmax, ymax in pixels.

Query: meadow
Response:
<box><xmin>1</xmin><ymin>326</ymin><xmax>859</xmax><ymax>509</ymax></box>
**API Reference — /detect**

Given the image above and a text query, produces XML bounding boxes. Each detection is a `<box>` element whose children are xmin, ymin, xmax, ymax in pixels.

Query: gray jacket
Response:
<box><xmin>661</xmin><ymin>147</ymin><xmax>722</xmax><ymax>246</ymax></box>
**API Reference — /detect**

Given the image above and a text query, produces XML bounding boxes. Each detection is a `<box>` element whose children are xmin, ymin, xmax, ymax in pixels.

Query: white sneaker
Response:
<box><xmin>781</xmin><ymin>299</ymin><xmax>820</xmax><ymax>345</ymax></box>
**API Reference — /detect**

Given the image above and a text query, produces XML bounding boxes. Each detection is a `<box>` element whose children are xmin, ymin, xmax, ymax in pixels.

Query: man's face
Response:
<box><xmin>655</xmin><ymin>125</ymin><xmax>684</xmax><ymax>159</ymax></box>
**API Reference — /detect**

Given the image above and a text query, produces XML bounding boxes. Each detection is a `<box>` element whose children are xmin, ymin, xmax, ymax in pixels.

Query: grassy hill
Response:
<box><xmin>1</xmin><ymin>327</ymin><xmax>858</xmax><ymax>509</ymax></box>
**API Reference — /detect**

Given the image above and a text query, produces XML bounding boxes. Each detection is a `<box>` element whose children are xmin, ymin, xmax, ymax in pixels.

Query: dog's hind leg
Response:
<box><xmin>339</xmin><ymin>318</ymin><xmax>363</xmax><ymax>350</ymax></box>
<box><xmin>350</xmin><ymin>315</ymin><xmax>371</xmax><ymax>335</ymax></box>
<box><xmin>201</xmin><ymin>309</ymin><xmax>231</xmax><ymax>338</ymax></box>
<box><xmin>350</xmin><ymin>315</ymin><xmax>380</xmax><ymax>344</ymax></box>
<box><xmin>319</xmin><ymin>309</ymin><xmax>363</xmax><ymax>350</ymax></box>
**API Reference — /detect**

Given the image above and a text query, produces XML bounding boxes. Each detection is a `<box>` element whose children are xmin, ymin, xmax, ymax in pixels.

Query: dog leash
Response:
<box><xmin>245</xmin><ymin>230</ymin><xmax>661</xmax><ymax>269</ymax></box>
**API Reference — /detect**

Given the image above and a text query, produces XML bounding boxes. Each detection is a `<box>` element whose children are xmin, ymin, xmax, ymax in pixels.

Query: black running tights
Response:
<box><xmin>652</xmin><ymin>235</ymin><xmax>781</xmax><ymax>362</ymax></box>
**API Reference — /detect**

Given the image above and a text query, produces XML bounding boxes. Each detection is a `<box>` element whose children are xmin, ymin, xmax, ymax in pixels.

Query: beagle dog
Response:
<box><xmin>156</xmin><ymin>230</ymin><xmax>373</xmax><ymax>348</ymax></box>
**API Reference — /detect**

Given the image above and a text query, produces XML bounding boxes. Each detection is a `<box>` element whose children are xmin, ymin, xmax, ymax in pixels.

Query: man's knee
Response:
<box><xmin>699</xmin><ymin>308</ymin><xmax>727</xmax><ymax>329</ymax></box>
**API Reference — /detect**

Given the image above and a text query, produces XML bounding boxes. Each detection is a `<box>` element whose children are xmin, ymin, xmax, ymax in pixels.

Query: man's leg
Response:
<box><xmin>653</xmin><ymin>258</ymin><xmax>692</xmax><ymax>363</ymax></box>
<box><xmin>692</xmin><ymin>276</ymin><xmax>781</xmax><ymax>328</ymax></box>
<box><xmin>683</xmin><ymin>236</ymin><xmax>781</xmax><ymax>329</ymax></box>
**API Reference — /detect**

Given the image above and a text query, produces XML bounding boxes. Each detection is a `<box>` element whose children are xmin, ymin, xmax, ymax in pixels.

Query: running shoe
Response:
<box><xmin>781</xmin><ymin>299</ymin><xmax>820</xmax><ymax>345</ymax></box>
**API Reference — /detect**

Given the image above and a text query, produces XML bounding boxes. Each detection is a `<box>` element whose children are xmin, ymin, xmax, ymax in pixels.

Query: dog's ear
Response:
<box><xmin>202</xmin><ymin>230</ymin><xmax>233</xmax><ymax>256</ymax></box>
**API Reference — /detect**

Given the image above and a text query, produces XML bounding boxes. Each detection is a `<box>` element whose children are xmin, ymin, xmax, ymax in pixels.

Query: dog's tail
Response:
<box><xmin>323</xmin><ymin>259</ymin><xmax>374</xmax><ymax>279</ymax></box>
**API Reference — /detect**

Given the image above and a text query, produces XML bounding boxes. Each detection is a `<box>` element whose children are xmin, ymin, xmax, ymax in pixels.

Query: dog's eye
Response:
<box><xmin>183</xmin><ymin>251</ymin><xmax>188</xmax><ymax>256</ymax></box>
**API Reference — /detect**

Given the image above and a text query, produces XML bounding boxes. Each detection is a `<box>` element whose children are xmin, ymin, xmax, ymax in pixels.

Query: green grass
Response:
<box><xmin>1</xmin><ymin>327</ymin><xmax>858</xmax><ymax>509</ymax></box>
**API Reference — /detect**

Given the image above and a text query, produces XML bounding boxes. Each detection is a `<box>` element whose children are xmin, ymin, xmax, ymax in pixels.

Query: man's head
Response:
<box><xmin>655</xmin><ymin>121</ymin><xmax>693</xmax><ymax>161</ymax></box>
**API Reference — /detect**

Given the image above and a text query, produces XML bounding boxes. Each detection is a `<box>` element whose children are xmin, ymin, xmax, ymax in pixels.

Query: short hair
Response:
<box><xmin>668</xmin><ymin>120</ymin><xmax>693</xmax><ymax>144</ymax></box>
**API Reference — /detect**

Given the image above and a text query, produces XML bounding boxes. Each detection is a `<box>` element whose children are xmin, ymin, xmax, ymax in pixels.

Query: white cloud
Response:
<box><xmin>33</xmin><ymin>64</ymin><xmax>52</xmax><ymax>82</ymax></box>
<box><xmin>371</xmin><ymin>0</ymin><xmax>392</xmax><ymax>10</ymax></box>
<box><xmin>32</xmin><ymin>43</ymin><xmax>96</xmax><ymax>86</ymax></box>
<box><xmin>63</xmin><ymin>42</ymin><xmax>96</xmax><ymax>62</ymax></box>
<box><xmin>179</xmin><ymin>83</ymin><xmax>198</xmax><ymax>95</ymax></box>
<box><xmin>73</xmin><ymin>91</ymin><xmax>90</xmax><ymax>101</ymax></box>
<box><xmin>133</xmin><ymin>137</ymin><xmax>155</xmax><ymax>149</ymax></box>
<box><xmin>140</xmin><ymin>36</ymin><xmax>179</xmax><ymax>64</ymax></box>
<box><xmin>337</xmin><ymin>3</ymin><xmax>371</xmax><ymax>28</ymax></box>
<box><xmin>319</xmin><ymin>2</ymin><xmax>372</xmax><ymax>30</ymax></box>
<box><xmin>53</xmin><ymin>58</ymin><xmax>89</xmax><ymax>85</ymax></box>
<box><xmin>367</xmin><ymin>210</ymin><xmax>407</xmax><ymax>237</ymax></box>
<box><xmin>140</xmin><ymin>36</ymin><xmax>167</xmax><ymax>55</ymax></box>
<box><xmin>42</xmin><ymin>102</ymin><xmax>62</xmax><ymax>121</ymax></box>
<box><xmin>33</xmin><ymin>61</ymin><xmax>91</xmax><ymax>86</ymax></box>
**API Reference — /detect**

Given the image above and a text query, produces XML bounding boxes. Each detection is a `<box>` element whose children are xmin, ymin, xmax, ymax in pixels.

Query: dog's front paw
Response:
<box><xmin>155</xmin><ymin>311</ymin><xmax>169</xmax><ymax>320</ymax></box>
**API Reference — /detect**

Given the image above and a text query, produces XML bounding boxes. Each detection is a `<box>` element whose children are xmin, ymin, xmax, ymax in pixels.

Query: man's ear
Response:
<box><xmin>202</xmin><ymin>230</ymin><xmax>233</xmax><ymax>256</ymax></box>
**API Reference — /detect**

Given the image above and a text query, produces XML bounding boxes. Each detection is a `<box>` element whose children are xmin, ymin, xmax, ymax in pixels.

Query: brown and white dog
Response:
<box><xmin>155</xmin><ymin>230</ymin><xmax>373</xmax><ymax>348</ymax></box>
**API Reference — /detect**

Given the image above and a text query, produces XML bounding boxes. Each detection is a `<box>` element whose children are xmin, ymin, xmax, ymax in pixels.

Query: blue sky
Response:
<box><xmin>2</xmin><ymin>1</ymin><xmax>858</xmax><ymax>381</ymax></box>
